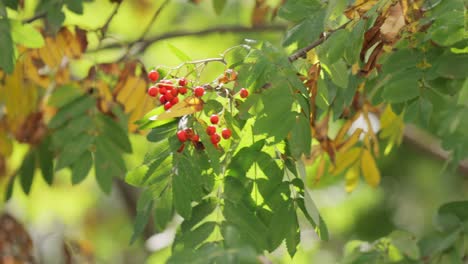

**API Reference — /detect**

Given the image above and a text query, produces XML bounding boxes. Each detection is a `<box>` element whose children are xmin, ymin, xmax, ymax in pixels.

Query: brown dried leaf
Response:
<box><xmin>380</xmin><ymin>2</ymin><xmax>406</xmax><ymax>43</ymax></box>
<box><xmin>305</xmin><ymin>64</ymin><xmax>321</xmax><ymax>122</ymax></box>
<box><xmin>360</xmin><ymin>42</ymin><xmax>384</xmax><ymax>76</ymax></box>
<box><xmin>0</xmin><ymin>213</ymin><xmax>35</xmax><ymax>264</ymax></box>
<box><xmin>251</xmin><ymin>0</ymin><xmax>270</xmax><ymax>27</ymax></box>
<box><xmin>14</xmin><ymin>112</ymin><xmax>47</xmax><ymax>145</ymax></box>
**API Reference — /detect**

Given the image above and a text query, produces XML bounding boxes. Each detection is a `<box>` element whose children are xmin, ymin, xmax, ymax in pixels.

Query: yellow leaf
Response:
<box><xmin>329</xmin><ymin>147</ymin><xmax>361</xmax><ymax>176</ymax></box>
<box><xmin>360</xmin><ymin>149</ymin><xmax>381</xmax><ymax>187</ymax></box>
<box><xmin>0</xmin><ymin>130</ymin><xmax>13</xmax><ymax>156</ymax></box>
<box><xmin>351</xmin><ymin>63</ymin><xmax>360</xmax><ymax>75</ymax></box>
<box><xmin>345</xmin><ymin>164</ymin><xmax>360</xmax><ymax>192</ymax></box>
<box><xmin>306</xmin><ymin>50</ymin><xmax>318</xmax><ymax>64</ymax></box>
<box><xmin>337</xmin><ymin>128</ymin><xmax>362</xmax><ymax>153</ymax></box>
<box><xmin>344</xmin><ymin>0</ymin><xmax>378</xmax><ymax>19</ymax></box>
<box><xmin>313</xmin><ymin>155</ymin><xmax>327</xmax><ymax>185</ymax></box>
<box><xmin>1</xmin><ymin>62</ymin><xmax>38</xmax><ymax>132</ymax></box>
<box><xmin>150</xmin><ymin>96</ymin><xmax>204</xmax><ymax>121</ymax></box>
<box><xmin>335</xmin><ymin>119</ymin><xmax>353</xmax><ymax>145</ymax></box>
<box><xmin>380</xmin><ymin>105</ymin><xmax>404</xmax><ymax>155</ymax></box>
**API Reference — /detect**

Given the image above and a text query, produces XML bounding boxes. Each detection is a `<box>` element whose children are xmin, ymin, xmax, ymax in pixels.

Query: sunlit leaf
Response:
<box><xmin>10</xmin><ymin>19</ymin><xmax>45</xmax><ymax>48</ymax></box>
<box><xmin>150</xmin><ymin>96</ymin><xmax>204</xmax><ymax>121</ymax></box>
<box><xmin>345</xmin><ymin>163</ymin><xmax>360</xmax><ymax>192</ymax></box>
<box><xmin>330</xmin><ymin>147</ymin><xmax>361</xmax><ymax>175</ymax></box>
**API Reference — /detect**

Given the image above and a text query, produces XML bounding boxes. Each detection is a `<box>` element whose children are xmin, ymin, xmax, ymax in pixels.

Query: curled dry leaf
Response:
<box><xmin>14</xmin><ymin>112</ymin><xmax>47</xmax><ymax>145</ymax></box>
<box><xmin>380</xmin><ymin>2</ymin><xmax>406</xmax><ymax>43</ymax></box>
<box><xmin>357</xmin><ymin>1</ymin><xmax>410</xmax><ymax>76</ymax></box>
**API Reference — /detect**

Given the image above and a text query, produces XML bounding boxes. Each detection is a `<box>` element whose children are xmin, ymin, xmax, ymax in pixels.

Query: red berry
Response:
<box><xmin>177</xmin><ymin>143</ymin><xmax>185</xmax><ymax>153</ymax></box>
<box><xmin>178</xmin><ymin>78</ymin><xmax>188</xmax><ymax>86</ymax></box>
<box><xmin>240</xmin><ymin>88</ymin><xmax>249</xmax><ymax>98</ymax></box>
<box><xmin>159</xmin><ymin>86</ymin><xmax>167</xmax><ymax>94</ymax></box>
<box><xmin>210</xmin><ymin>133</ymin><xmax>221</xmax><ymax>145</ymax></box>
<box><xmin>206</xmin><ymin>125</ymin><xmax>216</xmax><ymax>136</ymax></box>
<box><xmin>179</xmin><ymin>86</ymin><xmax>188</xmax><ymax>95</ymax></box>
<box><xmin>210</xmin><ymin>114</ymin><xmax>219</xmax><ymax>125</ymax></box>
<box><xmin>159</xmin><ymin>95</ymin><xmax>167</xmax><ymax>104</ymax></box>
<box><xmin>158</xmin><ymin>80</ymin><xmax>174</xmax><ymax>90</ymax></box>
<box><xmin>162</xmin><ymin>80</ymin><xmax>174</xmax><ymax>89</ymax></box>
<box><xmin>192</xmin><ymin>134</ymin><xmax>200</xmax><ymax>142</ymax></box>
<box><xmin>171</xmin><ymin>97</ymin><xmax>179</xmax><ymax>105</ymax></box>
<box><xmin>164</xmin><ymin>93</ymin><xmax>174</xmax><ymax>101</ymax></box>
<box><xmin>194</xmin><ymin>86</ymin><xmax>205</xmax><ymax>97</ymax></box>
<box><xmin>185</xmin><ymin>128</ymin><xmax>194</xmax><ymax>139</ymax></box>
<box><xmin>171</xmin><ymin>89</ymin><xmax>179</xmax><ymax>97</ymax></box>
<box><xmin>164</xmin><ymin>102</ymin><xmax>172</xmax><ymax>110</ymax></box>
<box><xmin>148</xmin><ymin>70</ymin><xmax>160</xmax><ymax>82</ymax></box>
<box><xmin>177</xmin><ymin>130</ymin><xmax>188</xmax><ymax>142</ymax></box>
<box><xmin>221</xmin><ymin>128</ymin><xmax>232</xmax><ymax>139</ymax></box>
<box><xmin>147</xmin><ymin>86</ymin><xmax>158</xmax><ymax>97</ymax></box>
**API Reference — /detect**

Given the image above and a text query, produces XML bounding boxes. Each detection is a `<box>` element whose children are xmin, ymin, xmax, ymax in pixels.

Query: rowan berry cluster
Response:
<box><xmin>147</xmin><ymin>68</ymin><xmax>248</xmax><ymax>152</ymax></box>
<box><xmin>205</xmin><ymin>114</ymin><xmax>231</xmax><ymax>148</ymax></box>
<box><xmin>175</xmin><ymin>128</ymin><xmax>201</xmax><ymax>152</ymax></box>
<box><xmin>147</xmin><ymin>70</ymin><xmax>191</xmax><ymax>110</ymax></box>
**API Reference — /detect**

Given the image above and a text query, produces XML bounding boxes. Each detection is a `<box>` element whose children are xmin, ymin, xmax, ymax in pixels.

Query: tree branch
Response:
<box><xmin>87</xmin><ymin>24</ymin><xmax>287</xmax><ymax>53</ymax></box>
<box><xmin>403</xmin><ymin>124</ymin><xmax>468</xmax><ymax>175</ymax></box>
<box><xmin>288</xmin><ymin>21</ymin><xmax>351</xmax><ymax>62</ymax></box>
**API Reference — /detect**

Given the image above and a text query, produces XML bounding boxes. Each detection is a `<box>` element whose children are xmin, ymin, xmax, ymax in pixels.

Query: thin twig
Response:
<box><xmin>138</xmin><ymin>0</ymin><xmax>171</xmax><ymax>41</ymax></box>
<box><xmin>87</xmin><ymin>24</ymin><xmax>287</xmax><ymax>53</ymax></box>
<box><xmin>100</xmin><ymin>1</ymin><xmax>123</xmax><ymax>36</ymax></box>
<box><xmin>403</xmin><ymin>124</ymin><xmax>468</xmax><ymax>175</ymax></box>
<box><xmin>288</xmin><ymin>21</ymin><xmax>351</xmax><ymax>62</ymax></box>
<box><xmin>22</xmin><ymin>12</ymin><xmax>46</xmax><ymax>24</ymax></box>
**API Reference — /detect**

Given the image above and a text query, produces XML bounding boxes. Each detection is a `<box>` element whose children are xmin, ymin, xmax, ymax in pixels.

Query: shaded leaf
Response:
<box><xmin>212</xmin><ymin>0</ymin><xmax>227</xmax><ymax>15</ymax></box>
<box><xmin>154</xmin><ymin>186</ymin><xmax>173</xmax><ymax>231</ymax></box>
<box><xmin>382</xmin><ymin>70</ymin><xmax>422</xmax><ymax>103</ymax></box>
<box><xmin>131</xmin><ymin>190</ymin><xmax>154</xmax><ymax>244</ymax></box>
<box><xmin>390</xmin><ymin>230</ymin><xmax>420</xmax><ymax>260</ymax></box>
<box><xmin>19</xmin><ymin>151</ymin><xmax>35</xmax><ymax>194</ymax></box>
<box><xmin>0</xmin><ymin>18</ymin><xmax>15</xmax><ymax>73</ymax></box>
<box><xmin>36</xmin><ymin>138</ymin><xmax>54</xmax><ymax>185</ymax></box>
<box><xmin>71</xmin><ymin>151</ymin><xmax>92</xmax><ymax>184</ymax></box>
<box><xmin>48</xmin><ymin>95</ymin><xmax>96</xmax><ymax>129</ymax></box>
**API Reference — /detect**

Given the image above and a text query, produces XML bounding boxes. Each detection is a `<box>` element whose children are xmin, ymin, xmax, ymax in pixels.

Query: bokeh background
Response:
<box><xmin>2</xmin><ymin>1</ymin><xmax>467</xmax><ymax>263</ymax></box>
